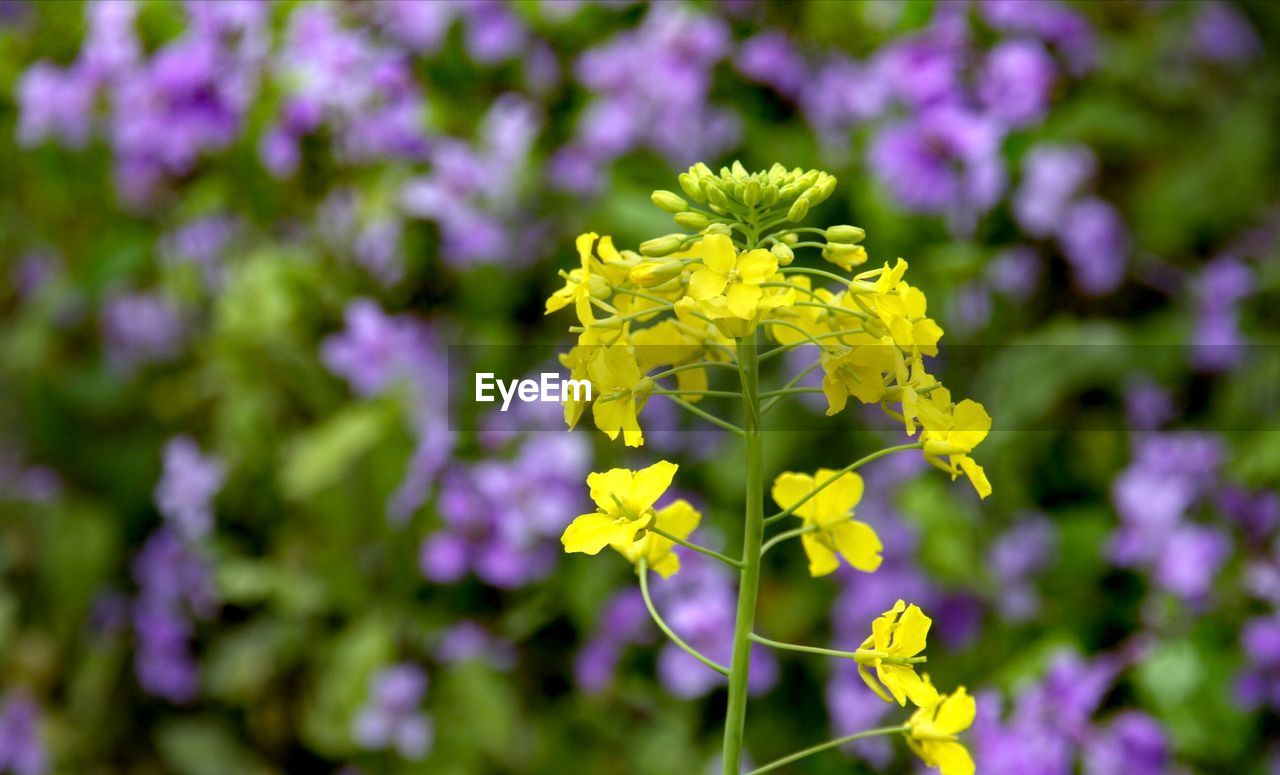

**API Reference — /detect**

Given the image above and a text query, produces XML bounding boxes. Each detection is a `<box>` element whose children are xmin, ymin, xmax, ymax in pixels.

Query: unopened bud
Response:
<box><xmin>743</xmin><ymin>180</ymin><xmax>762</xmax><ymax>206</ymax></box>
<box><xmin>678</xmin><ymin>173</ymin><xmax>706</xmax><ymax>203</ymax></box>
<box><xmin>705</xmin><ymin>185</ymin><xmax>730</xmax><ymax>209</ymax></box>
<box><xmin>731</xmin><ymin>160</ymin><xmax>748</xmax><ymax>178</ymax></box>
<box><xmin>704</xmin><ymin>223</ymin><xmax>732</xmax><ymax>236</ymax></box>
<box><xmin>761</xmin><ymin>184</ymin><xmax>779</xmax><ymax>207</ymax></box>
<box><xmin>674</xmin><ymin>211</ymin><xmax>711</xmax><ymax>230</ymax></box>
<box><xmin>822</xmin><ymin>243</ymin><xmax>868</xmax><ymax>271</ymax></box>
<box><xmin>651</xmin><ymin>190</ymin><xmax>688</xmax><ymax>214</ymax></box>
<box><xmin>630</xmin><ymin>259</ymin><xmax>686</xmax><ymax>287</ymax></box>
<box><xmin>787</xmin><ymin>197</ymin><xmax>810</xmax><ymax>222</ymax></box>
<box><xmin>771</xmin><ymin>242</ymin><xmax>795</xmax><ymax>266</ymax></box>
<box><xmin>639</xmin><ymin>234</ymin><xmax>686</xmax><ymax>257</ymax></box>
<box><xmin>825</xmin><ymin>225</ymin><xmax>866</xmax><ymax>244</ymax></box>
<box><xmin>810</xmin><ymin>174</ymin><xmax>836</xmax><ymax>203</ymax></box>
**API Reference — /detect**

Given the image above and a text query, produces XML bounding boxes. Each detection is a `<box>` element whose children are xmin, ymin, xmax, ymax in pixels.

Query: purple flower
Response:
<box><xmin>826</xmin><ymin>663</ymin><xmax>894</xmax><ymax>766</ymax></box>
<box><xmin>16</xmin><ymin>63</ymin><xmax>96</xmax><ymax>148</ymax></box>
<box><xmin>154</xmin><ymin>436</ymin><xmax>225</xmax><ymax>541</ymax></box>
<box><xmin>353</xmin><ymin>664</ymin><xmax>433</xmax><ymax>760</ymax></box>
<box><xmin>1124</xmin><ymin>379</ymin><xmax>1174</xmax><ymax>432</ymax></box>
<box><xmin>978</xmin><ymin>0</ymin><xmax>1097</xmax><ymax>75</ymax></box>
<box><xmin>978</xmin><ymin>39</ymin><xmax>1056</xmax><ymax>129</ymax></box>
<box><xmin>100</xmin><ymin>291</ymin><xmax>185</xmax><ymax>370</ymax></box>
<box><xmin>1193</xmin><ymin>1</ymin><xmax>1261</xmax><ymax>64</ymax></box>
<box><xmin>1083</xmin><ymin>712</ymin><xmax>1169</xmax><ymax>775</ymax></box>
<box><xmin>437</xmin><ymin>622</ymin><xmax>516</xmax><ymax>670</ymax></box>
<box><xmin>0</xmin><ymin>692</ymin><xmax>45</xmax><ymax>775</ymax></box>
<box><xmin>1191</xmin><ymin>257</ymin><xmax>1252</xmax><ymax>372</ymax></box>
<box><xmin>461</xmin><ymin>0</ymin><xmax>527</xmax><ymax>64</ymax></box>
<box><xmin>987</xmin><ymin>246</ymin><xmax>1042</xmax><ymax>300</ymax></box>
<box><xmin>868</xmin><ymin>106</ymin><xmax>1006</xmax><ymax>229</ymax></box>
<box><xmin>160</xmin><ymin>215</ymin><xmax>236</xmax><ymax>289</ymax></box>
<box><xmin>801</xmin><ymin>55</ymin><xmax>891</xmax><ymax>145</ymax></box>
<box><xmin>989</xmin><ymin>515</ymin><xmax>1056</xmax><ymax>621</ymax></box>
<box><xmin>875</xmin><ymin>19</ymin><xmax>967</xmax><ymax>109</ymax></box>
<box><xmin>1059</xmin><ymin>197</ymin><xmax>1127</xmax><ymax>295</ymax></box>
<box><xmin>1217</xmin><ymin>486</ymin><xmax>1280</xmax><ymax>540</ymax></box>
<box><xmin>131</xmin><ymin>528</ymin><xmax>217</xmax><ymax>702</ymax></box>
<box><xmin>736</xmin><ymin>32</ymin><xmax>808</xmax><ymax>99</ymax></box>
<box><xmin>1154</xmin><ymin>525</ymin><xmax>1230</xmax><ymax>602</ymax></box>
<box><xmin>1014</xmin><ymin>143</ymin><xmax>1096</xmax><ymax>239</ymax></box>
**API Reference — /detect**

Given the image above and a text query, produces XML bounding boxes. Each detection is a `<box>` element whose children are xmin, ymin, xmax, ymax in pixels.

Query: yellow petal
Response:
<box><xmin>575</xmin><ymin>232</ymin><xmax>598</xmax><ymax>265</ymax></box>
<box><xmin>725</xmin><ymin>282</ymin><xmax>762</xmax><ymax>319</ymax></box>
<box><xmin>628</xmin><ymin>460</ymin><xmax>678</xmax><ymax>509</ymax></box>
<box><xmin>770</xmin><ymin>472</ymin><xmax>815</xmax><ymax>518</ymax></box>
<box><xmin>586</xmin><ymin>468</ymin><xmax>633</xmax><ymax>513</ymax></box>
<box><xmin>591</xmin><ymin>396</ymin><xmax>627</xmax><ymax>441</ymax></box>
<box><xmin>891</xmin><ymin>603</ymin><xmax>932</xmax><ymax>657</ymax></box>
<box><xmin>700</xmin><ymin>233</ymin><xmax>737</xmax><ymax>274</ymax></box>
<box><xmin>813</xmin><ymin>469</ymin><xmax>864</xmax><ymax>517</ymax></box>
<box><xmin>650</xmin><ymin>552</ymin><xmax>681</xmax><ymax>578</ymax></box>
<box><xmin>934</xmin><ymin>687</ymin><xmax>976</xmax><ymax>735</ymax></box>
<box><xmin>689</xmin><ymin>267</ymin><xmax>728</xmax><ymax>300</ymax></box>
<box><xmin>830</xmin><ymin>520</ymin><xmax>883</xmax><ymax>572</ymax></box>
<box><xmin>958</xmin><ymin>456</ymin><xmax>992</xmax><ymax>499</ymax></box>
<box><xmin>596</xmin><ymin>235</ymin><xmax>620</xmax><ymax>264</ymax></box>
<box><xmin>736</xmin><ymin>249</ymin><xmax>778</xmax><ymax>283</ymax></box>
<box><xmin>654</xmin><ymin>498</ymin><xmax>701</xmax><ymax>539</ymax></box>
<box><xmin>928</xmin><ymin>740</ymin><xmax>974</xmax><ymax>775</ymax></box>
<box><xmin>858</xmin><ymin>663</ymin><xmax>893</xmax><ymax>703</ymax></box>
<box><xmin>801</xmin><ymin>533</ymin><xmax>840</xmax><ymax>577</ymax></box>
<box><xmin>562</xmin><ymin>513</ymin><xmax>637</xmax><ymax>555</ymax></box>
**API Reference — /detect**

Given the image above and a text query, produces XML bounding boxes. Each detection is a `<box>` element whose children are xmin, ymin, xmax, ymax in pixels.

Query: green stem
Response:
<box><xmin>759</xmin><ymin>524</ymin><xmax>815</xmax><ymax>556</ymax></box>
<box><xmin>646</xmin><ymin>525</ymin><xmax>743</xmax><ymax>569</ymax></box>
<box><xmin>654</xmin><ymin>388</ymin><xmax>743</xmax><ymax>399</ymax></box>
<box><xmin>637</xmin><ymin>559</ymin><xmax>729</xmax><ymax>675</ymax></box>
<box><xmin>649</xmin><ymin>361</ymin><xmax>739</xmax><ymax>381</ymax></box>
<box><xmin>744</xmin><ymin>726</ymin><xmax>910</xmax><ymax>775</ymax></box>
<box><xmin>759</xmin><ymin>359</ymin><xmax>822</xmax><ymax>415</ymax></box>
<box><xmin>722</xmin><ymin>331</ymin><xmax>765</xmax><ymax>775</ymax></box>
<box><xmin>758</xmin><ymin>387</ymin><xmax>824</xmax><ymax>399</ymax></box>
<box><xmin>780</xmin><ymin>266</ymin><xmax>851</xmax><ymax>286</ymax></box>
<box><xmin>764</xmin><ymin>442</ymin><xmax>923</xmax><ymax>524</ymax></box>
<box><xmin>747</xmin><ymin>633</ymin><xmax>927</xmax><ymax>665</ymax></box>
<box><xmin>659</xmin><ymin>394</ymin><xmax>745</xmax><ymax>435</ymax></box>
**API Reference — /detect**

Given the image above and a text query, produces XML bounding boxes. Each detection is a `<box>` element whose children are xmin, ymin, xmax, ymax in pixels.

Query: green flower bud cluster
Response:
<box><xmin>650</xmin><ymin>161</ymin><xmax>838</xmax><ymax>238</ymax></box>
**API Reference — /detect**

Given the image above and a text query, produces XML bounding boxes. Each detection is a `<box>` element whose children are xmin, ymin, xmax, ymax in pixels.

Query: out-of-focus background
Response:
<box><xmin>1</xmin><ymin>1</ymin><xmax>1279</xmax><ymax>772</ymax></box>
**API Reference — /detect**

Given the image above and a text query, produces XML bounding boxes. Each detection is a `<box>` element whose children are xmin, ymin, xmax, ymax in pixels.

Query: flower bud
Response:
<box><xmin>822</xmin><ymin>243</ymin><xmax>867</xmax><ymax>271</ymax></box>
<box><xmin>651</xmin><ymin>190</ymin><xmax>688</xmax><ymax>214</ymax></box>
<box><xmin>743</xmin><ymin>180</ymin><xmax>762</xmax><ymax>206</ymax></box>
<box><xmin>678</xmin><ymin>172</ymin><xmax>706</xmax><ymax>203</ymax></box>
<box><xmin>588</xmin><ymin>274</ymin><xmax>612</xmax><ymax>298</ymax></box>
<box><xmin>705</xmin><ymin>185</ymin><xmax>730</xmax><ymax>209</ymax></box>
<box><xmin>771</xmin><ymin>242</ymin><xmax>795</xmax><ymax>266</ymax></box>
<box><xmin>761</xmin><ymin>184</ymin><xmax>779</xmax><ymax>207</ymax></box>
<box><xmin>733</xmin><ymin>180</ymin><xmax>747</xmax><ymax>201</ymax></box>
<box><xmin>704</xmin><ymin>223</ymin><xmax>732</xmax><ymax>236</ymax></box>
<box><xmin>674</xmin><ymin>211</ymin><xmax>711</xmax><ymax>230</ymax></box>
<box><xmin>692</xmin><ymin>162</ymin><xmax>714</xmax><ymax>178</ymax></box>
<box><xmin>787</xmin><ymin>197</ymin><xmax>810</xmax><ymax>222</ymax></box>
<box><xmin>731</xmin><ymin>160</ymin><xmax>748</xmax><ymax>178</ymax></box>
<box><xmin>630</xmin><ymin>259</ymin><xmax>686</xmax><ymax>287</ymax></box>
<box><xmin>639</xmin><ymin>234</ymin><xmax>686</xmax><ymax>257</ymax></box>
<box><xmin>825</xmin><ymin>225</ymin><xmax>866</xmax><ymax>244</ymax></box>
<box><xmin>782</xmin><ymin>232</ymin><xmax>799</xmax><ymax>245</ymax></box>
<box><xmin>811</xmin><ymin>174</ymin><xmax>837</xmax><ymax>203</ymax></box>
<box><xmin>635</xmin><ymin>376</ymin><xmax>656</xmax><ymax>402</ymax></box>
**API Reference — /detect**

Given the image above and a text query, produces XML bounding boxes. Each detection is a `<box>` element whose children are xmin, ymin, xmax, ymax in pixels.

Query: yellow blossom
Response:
<box><xmin>855</xmin><ymin>600</ymin><xmax>938</xmax><ymax>707</ymax></box>
<box><xmin>770</xmin><ymin>469</ymin><xmax>882</xmax><ymax>576</ymax></box>
<box><xmin>546</xmin><ymin>232</ymin><xmax>612</xmax><ymax>325</ymax></box>
<box><xmin>906</xmin><ymin>682</ymin><xmax>976</xmax><ymax>775</ymax></box>
<box><xmin>612</xmin><ymin>498</ymin><xmax>701</xmax><ymax>578</ymax></box>
<box><xmin>687</xmin><ymin>233</ymin><xmax>778</xmax><ymax>319</ymax></box>
<box><xmin>562</xmin><ymin>461</ymin><xmax>679</xmax><ymax>555</ymax></box>
<box><xmin>917</xmin><ymin>388</ymin><xmax>992</xmax><ymax>499</ymax></box>
<box><xmin>587</xmin><ymin>344</ymin><xmax>652</xmax><ymax>447</ymax></box>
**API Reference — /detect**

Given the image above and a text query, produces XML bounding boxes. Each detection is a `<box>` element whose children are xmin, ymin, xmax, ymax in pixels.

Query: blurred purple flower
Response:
<box><xmin>131</xmin><ymin>528</ymin><xmax>217</xmax><ymax>702</ymax></box>
<box><xmin>353</xmin><ymin>664</ymin><xmax>433</xmax><ymax>760</ymax></box>
<box><xmin>1217</xmin><ymin>486</ymin><xmax>1280</xmax><ymax>541</ymax></box>
<box><xmin>802</xmin><ymin>55</ymin><xmax>891</xmax><ymax>146</ymax></box>
<box><xmin>437</xmin><ymin>622</ymin><xmax>516</xmax><ymax>670</ymax></box>
<box><xmin>1083</xmin><ymin>712</ymin><xmax>1169</xmax><ymax>775</ymax></box>
<box><xmin>154</xmin><ymin>436</ymin><xmax>225</xmax><ymax>541</ymax></box>
<box><xmin>989</xmin><ymin>514</ymin><xmax>1056</xmax><ymax>621</ymax></box>
<box><xmin>1153</xmin><ymin>524</ymin><xmax>1230</xmax><ymax>602</ymax></box>
<box><xmin>0</xmin><ymin>692</ymin><xmax>45</xmax><ymax>775</ymax></box>
<box><xmin>1014</xmin><ymin>143</ymin><xmax>1096</xmax><ymax>239</ymax></box>
<box><xmin>868</xmin><ymin>106</ymin><xmax>1005</xmax><ymax>230</ymax></box>
<box><xmin>987</xmin><ymin>246</ymin><xmax>1042</xmax><ymax>300</ymax></box>
<box><xmin>1060</xmin><ymin>197</ymin><xmax>1127</xmax><ymax>295</ymax></box>
<box><xmin>978</xmin><ymin>39</ymin><xmax>1056</xmax><ymax>129</ymax></box>
<box><xmin>160</xmin><ymin>215</ymin><xmax>236</xmax><ymax>289</ymax></box>
<box><xmin>100</xmin><ymin>291</ymin><xmax>185</xmax><ymax>370</ymax></box>
<box><xmin>876</xmin><ymin>19</ymin><xmax>967</xmax><ymax>110</ymax></box>
<box><xmin>737</xmin><ymin>32</ymin><xmax>808</xmax><ymax>99</ymax></box>
<box><xmin>1193</xmin><ymin>1</ymin><xmax>1261</xmax><ymax>64</ymax></box>
<box><xmin>1191</xmin><ymin>257</ymin><xmax>1252</xmax><ymax>372</ymax></box>
<box><xmin>16</xmin><ymin>63</ymin><xmax>96</xmax><ymax>148</ymax></box>
<box><xmin>979</xmin><ymin>0</ymin><xmax>1097</xmax><ymax>75</ymax></box>
<box><xmin>1124</xmin><ymin>379</ymin><xmax>1174</xmax><ymax>432</ymax></box>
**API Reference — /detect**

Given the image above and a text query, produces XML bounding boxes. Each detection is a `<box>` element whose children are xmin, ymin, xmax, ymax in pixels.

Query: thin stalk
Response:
<box><xmin>758</xmin><ymin>387</ymin><xmax>824</xmax><ymax>399</ymax></box>
<box><xmin>748</xmin><ymin>633</ymin><xmax>927</xmax><ymax>665</ymax></box>
<box><xmin>721</xmin><ymin>331</ymin><xmax>765</xmax><ymax>775</ymax></box>
<box><xmin>659</xmin><ymin>394</ymin><xmax>745</xmax><ymax>435</ymax></box>
<box><xmin>647</xmin><ymin>525</ymin><xmax>743</xmax><ymax>569</ymax></box>
<box><xmin>745</xmin><ymin>726</ymin><xmax>910</xmax><ymax>775</ymax></box>
<box><xmin>653</xmin><ymin>388</ymin><xmax>743</xmax><ymax>399</ymax></box>
<box><xmin>780</xmin><ymin>266</ymin><xmax>851</xmax><ymax>286</ymax></box>
<box><xmin>764</xmin><ymin>442</ymin><xmax>923</xmax><ymax>525</ymax></box>
<box><xmin>760</xmin><ymin>358</ymin><xmax>822</xmax><ymax>415</ymax></box>
<box><xmin>649</xmin><ymin>361</ymin><xmax>739</xmax><ymax>381</ymax></box>
<box><xmin>759</xmin><ymin>524</ymin><xmax>814</xmax><ymax>556</ymax></box>
<box><xmin>637</xmin><ymin>559</ymin><xmax>728</xmax><ymax>675</ymax></box>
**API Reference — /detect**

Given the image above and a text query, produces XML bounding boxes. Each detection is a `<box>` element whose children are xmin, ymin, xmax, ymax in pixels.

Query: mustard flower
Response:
<box><xmin>562</xmin><ymin>461</ymin><xmax>678</xmax><ymax>555</ymax></box>
<box><xmin>770</xmin><ymin>469</ymin><xmax>883</xmax><ymax>576</ymax></box>
<box><xmin>855</xmin><ymin>600</ymin><xmax>938</xmax><ymax>707</ymax></box>
<box><xmin>917</xmin><ymin>388</ymin><xmax>993</xmax><ymax>499</ymax></box>
<box><xmin>687</xmin><ymin>233</ymin><xmax>778</xmax><ymax>319</ymax></box>
<box><xmin>545</xmin><ymin>232</ymin><xmax>612</xmax><ymax>325</ymax></box>
<box><xmin>612</xmin><ymin>498</ymin><xmax>701</xmax><ymax>578</ymax></box>
<box><xmin>906</xmin><ymin>683</ymin><xmax>976</xmax><ymax>775</ymax></box>
<box><xmin>587</xmin><ymin>344</ymin><xmax>652</xmax><ymax>447</ymax></box>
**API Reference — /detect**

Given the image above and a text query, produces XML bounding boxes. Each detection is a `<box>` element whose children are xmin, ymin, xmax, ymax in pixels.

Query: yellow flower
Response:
<box><xmin>917</xmin><ymin>389</ymin><xmax>992</xmax><ymax>499</ymax></box>
<box><xmin>546</xmin><ymin>232</ymin><xmax>612</xmax><ymax>325</ymax></box>
<box><xmin>631</xmin><ymin>319</ymin><xmax>711</xmax><ymax>400</ymax></box>
<box><xmin>562</xmin><ymin>461</ymin><xmax>679</xmax><ymax>555</ymax></box>
<box><xmin>687</xmin><ymin>233</ymin><xmax>778</xmax><ymax>319</ymax></box>
<box><xmin>587</xmin><ymin>344</ymin><xmax>652</xmax><ymax>447</ymax></box>
<box><xmin>558</xmin><ymin>326</ymin><xmax>626</xmax><ymax>430</ymax></box>
<box><xmin>855</xmin><ymin>600</ymin><xmax>938</xmax><ymax>707</ymax></box>
<box><xmin>612</xmin><ymin>498</ymin><xmax>701</xmax><ymax>578</ymax></box>
<box><xmin>770</xmin><ymin>469</ymin><xmax>883</xmax><ymax>576</ymax></box>
<box><xmin>906</xmin><ymin>683</ymin><xmax>976</xmax><ymax>775</ymax></box>
<box><xmin>819</xmin><ymin>334</ymin><xmax>895</xmax><ymax>414</ymax></box>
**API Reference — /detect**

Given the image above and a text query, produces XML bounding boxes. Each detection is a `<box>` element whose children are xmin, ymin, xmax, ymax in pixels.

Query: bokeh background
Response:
<box><xmin>2</xmin><ymin>0</ymin><xmax>1279</xmax><ymax>772</ymax></box>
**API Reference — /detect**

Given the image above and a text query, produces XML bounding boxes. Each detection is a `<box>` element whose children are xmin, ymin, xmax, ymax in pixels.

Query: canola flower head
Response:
<box><xmin>855</xmin><ymin>599</ymin><xmax>938</xmax><ymax>707</ymax></box>
<box><xmin>562</xmin><ymin>461</ymin><xmax>678</xmax><ymax>555</ymax></box>
<box><xmin>905</xmin><ymin>681</ymin><xmax>976</xmax><ymax>775</ymax></box>
<box><xmin>770</xmin><ymin>469</ymin><xmax>883</xmax><ymax>576</ymax></box>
